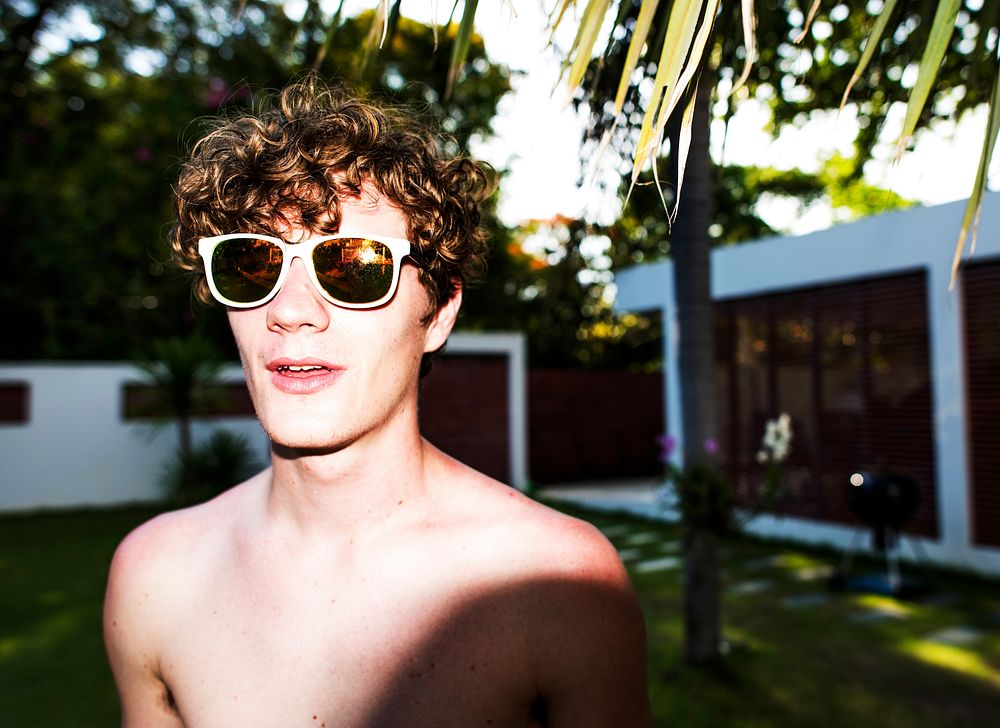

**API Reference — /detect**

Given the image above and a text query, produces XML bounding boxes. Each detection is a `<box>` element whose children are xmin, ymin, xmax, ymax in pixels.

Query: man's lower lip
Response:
<box><xmin>269</xmin><ymin>369</ymin><xmax>343</xmax><ymax>394</ymax></box>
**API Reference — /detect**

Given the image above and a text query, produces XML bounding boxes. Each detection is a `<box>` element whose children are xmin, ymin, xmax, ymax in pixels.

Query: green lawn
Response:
<box><xmin>572</xmin><ymin>505</ymin><xmax>1000</xmax><ymax>727</ymax></box>
<box><xmin>0</xmin><ymin>506</ymin><xmax>161</xmax><ymax>725</ymax></box>
<box><xmin>1</xmin><ymin>504</ymin><xmax>998</xmax><ymax>726</ymax></box>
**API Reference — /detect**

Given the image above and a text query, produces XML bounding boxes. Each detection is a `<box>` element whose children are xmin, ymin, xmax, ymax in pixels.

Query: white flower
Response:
<box><xmin>763</xmin><ymin>421</ymin><xmax>777</xmax><ymax>449</ymax></box>
<box><xmin>757</xmin><ymin>413</ymin><xmax>793</xmax><ymax>464</ymax></box>
<box><xmin>773</xmin><ymin>443</ymin><xmax>789</xmax><ymax>463</ymax></box>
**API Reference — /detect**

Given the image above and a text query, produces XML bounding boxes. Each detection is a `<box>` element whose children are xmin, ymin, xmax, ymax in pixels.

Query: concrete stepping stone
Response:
<box><xmin>794</xmin><ymin>565</ymin><xmax>834</xmax><ymax>582</ymax></box>
<box><xmin>600</xmin><ymin>524</ymin><xmax>635</xmax><ymax>538</ymax></box>
<box><xmin>622</xmin><ymin>531</ymin><xmax>662</xmax><ymax>547</ymax></box>
<box><xmin>633</xmin><ymin>556</ymin><xmax>681</xmax><ymax>573</ymax></box>
<box><xmin>617</xmin><ymin>548</ymin><xmax>644</xmax><ymax>562</ymax></box>
<box><xmin>925</xmin><ymin>626</ymin><xmax>988</xmax><ymax>646</ymax></box>
<box><xmin>848</xmin><ymin>601</ymin><xmax>910</xmax><ymax>623</ymax></box>
<box><xmin>729</xmin><ymin>579</ymin><xmax>774</xmax><ymax>595</ymax></box>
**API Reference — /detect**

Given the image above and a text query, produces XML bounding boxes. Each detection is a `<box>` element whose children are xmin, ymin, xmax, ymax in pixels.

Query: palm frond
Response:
<box><xmin>635</xmin><ymin>0</ymin><xmax>719</xmax><ymax>182</ymax></box>
<box><xmin>729</xmin><ymin>0</ymin><xmax>756</xmax><ymax>97</ymax></box>
<box><xmin>612</xmin><ymin>0</ymin><xmax>662</xmax><ymax>116</ymax></box>
<box><xmin>564</xmin><ymin>0</ymin><xmax>614</xmax><ymax>95</ymax></box>
<box><xmin>446</xmin><ymin>0</ymin><xmax>480</xmax><ymax>98</ymax></box>
<box><xmin>632</xmin><ymin>0</ymin><xmax>706</xmax><ymax>177</ymax></box>
<box><xmin>951</xmin><ymin>51</ymin><xmax>1000</xmax><ymax>287</ymax></box>
<box><xmin>895</xmin><ymin>0</ymin><xmax>962</xmax><ymax>157</ymax></box>
<box><xmin>840</xmin><ymin>0</ymin><xmax>899</xmax><ymax>111</ymax></box>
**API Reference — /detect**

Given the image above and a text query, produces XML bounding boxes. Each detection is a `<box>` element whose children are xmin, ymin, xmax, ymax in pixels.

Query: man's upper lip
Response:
<box><xmin>266</xmin><ymin>357</ymin><xmax>342</xmax><ymax>372</ymax></box>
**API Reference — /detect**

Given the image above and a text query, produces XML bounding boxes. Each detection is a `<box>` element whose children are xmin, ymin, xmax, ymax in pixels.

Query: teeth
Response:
<box><xmin>280</xmin><ymin>365</ymin><xmax>325</xmax><ymax>372</ymax></box>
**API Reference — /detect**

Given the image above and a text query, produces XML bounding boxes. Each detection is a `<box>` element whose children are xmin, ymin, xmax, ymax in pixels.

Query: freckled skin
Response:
<box><xmin>103</xmin><ymin>197</ymin><xmax>652</xmax><ymax>727</ymax></box>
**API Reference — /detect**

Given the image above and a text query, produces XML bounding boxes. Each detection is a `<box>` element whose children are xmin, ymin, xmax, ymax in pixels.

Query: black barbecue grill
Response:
<box><xmin>846</xmin><ymin>471</ymin><xmax>920</xmax><ymax>550</ymax></box>
<box><xmin>830</xmin><ymin>471</ymin><xmax>930</xmax><ymax>597</ymax></box>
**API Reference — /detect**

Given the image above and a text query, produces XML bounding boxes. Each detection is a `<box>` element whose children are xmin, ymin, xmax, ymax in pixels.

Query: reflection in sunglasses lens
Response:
<box><xmin>314</xmin><ymin>238</ymin><xmax>394</xmax><ymax>304</ymax></box>
<box><xmin>213</xmin><ymin>238</ymin><xmax>282</xmax><ymax>303</ymax></box>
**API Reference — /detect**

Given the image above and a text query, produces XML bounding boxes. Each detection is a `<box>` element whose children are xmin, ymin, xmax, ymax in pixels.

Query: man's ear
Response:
<box><xmin>423</xmin><ymin>284</ymin><xmax>462</xmax><ymax>353</ymax></box>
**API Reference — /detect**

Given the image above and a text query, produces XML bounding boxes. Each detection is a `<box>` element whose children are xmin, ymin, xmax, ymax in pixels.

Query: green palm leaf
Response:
<box><xmin>446</xmin><ymin>0</ymin><xmax>480</xmax><ymax>97</ymax></box>
<box><xmin>952</xmin><ymin>53</ymin><xmax>1000</xmax><ymax>286</ymax></box>
<box><xmin>895</xmin><ymin>0</ymin><xmax>962</xmax><ymax>157</ymax></box>
<box><xmin>839</xmin><ymin>0</ymin><xmax>899</xmax><ymax>111</ymax></box>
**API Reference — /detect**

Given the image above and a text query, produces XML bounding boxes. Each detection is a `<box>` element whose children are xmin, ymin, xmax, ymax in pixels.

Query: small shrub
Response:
<box><xmin>161</xmin><ymin>429</ymin><xmax>263</xmax><ymax>503</ymax></box>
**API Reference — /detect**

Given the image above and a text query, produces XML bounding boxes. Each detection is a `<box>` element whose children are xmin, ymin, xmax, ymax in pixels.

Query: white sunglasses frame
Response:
<box><xmin>197</xmin><ymin>233</ymin><xmax>415</xmax><ymax>310</ymax></box>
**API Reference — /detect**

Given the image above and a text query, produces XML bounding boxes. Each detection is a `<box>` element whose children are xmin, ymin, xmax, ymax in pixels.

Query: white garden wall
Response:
<box><xmin>0</xmin><ymin>363</ymin><xmax>267</xmax><ymax>511</ymax></box>
<box><xmin>0</xmin><ymin>332</ymin><xmax>527</xmax><ymax>511</ymax></box>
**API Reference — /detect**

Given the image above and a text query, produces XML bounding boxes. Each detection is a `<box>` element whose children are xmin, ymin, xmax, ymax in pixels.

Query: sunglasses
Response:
<box><xmin>198</xmin><ymin>233</ymin><xmax>418</xmax><ymax>309</ymax></box>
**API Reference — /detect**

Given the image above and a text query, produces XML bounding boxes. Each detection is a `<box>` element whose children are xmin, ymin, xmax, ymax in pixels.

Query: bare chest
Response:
<box><xmin>158</xmin><ymin>553</ymin><xmax>539</xmax><ymax>727</ymax></box>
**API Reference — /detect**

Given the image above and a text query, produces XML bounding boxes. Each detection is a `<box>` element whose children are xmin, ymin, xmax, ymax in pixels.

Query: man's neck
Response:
<box><xmin>261</xmin><ymin>415</ymin><xmax>435</xmax><ymax>545</ymax></box>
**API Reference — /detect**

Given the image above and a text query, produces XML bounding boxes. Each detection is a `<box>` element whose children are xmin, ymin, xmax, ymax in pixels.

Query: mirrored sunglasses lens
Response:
<box><xmin>211</xmin><ymin>237</ymin><xmax>282</xmax><ymax>303</ymax></box>
<box><xmin>313</xmin><ymin>238</ymin><xmax>395</xmax><ymax>304</ymax></box>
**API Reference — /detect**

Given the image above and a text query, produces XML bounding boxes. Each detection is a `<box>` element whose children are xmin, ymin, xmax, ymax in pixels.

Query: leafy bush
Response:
<box><xmin>161</xmin><ymin>429</ymin><xmax>264</xmax><ymax>504</ymax></box>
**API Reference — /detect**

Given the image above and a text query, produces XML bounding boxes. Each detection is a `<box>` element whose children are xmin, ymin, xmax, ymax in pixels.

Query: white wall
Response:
<box><xmin>0</xmin><ymin>363</ymin><xmax>268</xmax><ymax>511</ymax></box>
<box><xmin>615</xmin><ymin>192</ymin><xmax>1000</xmax><ymax>576</ymax></box>
<box><xmin>0</xmin><ymin>332</ymin><xmax>527</xmax><ymax>511</ymax></box>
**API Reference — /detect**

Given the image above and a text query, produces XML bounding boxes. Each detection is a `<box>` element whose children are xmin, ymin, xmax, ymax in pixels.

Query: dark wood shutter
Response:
<box><xmin>122</xmin><ymin>383</ymin><xmax>255</xmax><ymax>418</ymax></box>
<box><xmin>0</xmin><ymin>382</ymin><xmax>29</xmax><ymax>423</ymax></box>
<box><xmin>715</xmin><ymin>271</ymin><xmax>937</xmax><ymax>537</ymax></box>
<box><xmin>527</xmin><ymin>369</ymin><xmax>664</xmax><ymax>484</ymax></box>
<box><xmin>420</xmin><ymin>355</ymin><xmax>510</xmax><ymax>483</ymax></box>
<box><xmin>963</xmin><ymin>260</ymin><xmax>1000</xmax><ymax>547</ymax></box>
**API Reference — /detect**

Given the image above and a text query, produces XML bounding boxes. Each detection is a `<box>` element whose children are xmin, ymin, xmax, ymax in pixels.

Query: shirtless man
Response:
<box><xmin>104</xmin><ymin>79</ymin><xmax>652</xmax><ymax>727</ymax></box>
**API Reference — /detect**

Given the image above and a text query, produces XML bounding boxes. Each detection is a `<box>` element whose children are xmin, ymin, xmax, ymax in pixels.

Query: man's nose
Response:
<box><xmin>266</xmin><ymin>258</ymin><xmax>331</xmax><ymax>332</ymax></box>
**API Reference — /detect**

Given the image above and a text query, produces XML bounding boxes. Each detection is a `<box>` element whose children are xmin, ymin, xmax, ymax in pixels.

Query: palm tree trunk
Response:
<box><xmin>670</xmin><ymin>77</ymin><xmax>721</xmax><ymax>665</ymax></box>
<box><xmin>682</xmin><ymin>524</ymin><xmax>721</xmax><ymax>662</ymax></box>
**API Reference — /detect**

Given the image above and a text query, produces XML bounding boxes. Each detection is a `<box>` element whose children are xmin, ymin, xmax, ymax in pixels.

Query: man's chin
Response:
<box><xmin>263</xmin><ymin>421</ymin><xmax>359</xmax><ymax>458</ymax></box>
<box><xmin>270</xmin><ymin>439</ymin><xmax>350</xmax><ymax>459</ymax></box>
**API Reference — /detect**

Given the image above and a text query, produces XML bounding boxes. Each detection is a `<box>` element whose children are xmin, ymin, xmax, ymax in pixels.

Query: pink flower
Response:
<box><xmin>656</xmin><ymin>434</ymin><xmax>676</xmax><ymax>463</ymax></box>
<box><xmin>202</xmin><ymin>77</ymin><xmax>230</xmax><ymax>109</ymax></box>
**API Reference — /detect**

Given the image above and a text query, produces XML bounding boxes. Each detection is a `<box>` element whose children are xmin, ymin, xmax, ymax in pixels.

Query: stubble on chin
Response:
<box><xmin>256</xmin><ymin>406</ymin><xmax>358</xmax><ymax>456</ymax></box>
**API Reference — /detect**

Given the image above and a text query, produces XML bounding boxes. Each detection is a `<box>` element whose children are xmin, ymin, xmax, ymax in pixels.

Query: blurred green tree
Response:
<box><xmin>0</xmin><ymin>2</ymin><xmax>509</xmax><ymax>360</ymax></box>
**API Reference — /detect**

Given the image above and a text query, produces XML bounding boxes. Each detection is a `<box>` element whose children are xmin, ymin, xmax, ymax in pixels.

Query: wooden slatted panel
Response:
<box><xmin>122</xmin><ymin>383</ymin><xmax>256</xmax><ymax>418</ymax></box>
<box><xmin>813</xmin><ymin>280</ymin><xmax>869</xmax><ymax>526</ymax></box>
<box><xmin>769</xmin><ymin>290</ymin><xmax>824</xmax><ymax>519</ymax></box>
<box><xmin>964</xmin><ymin>260</ymin><xmax>1000</xmax><ymax>547</ymax></box>
<box><xmin>716</xmin><ymin>271</ymin><xmax>937</xmax><ymax>537</ymax></box>
<box><xmin>527</xmin><ymin>369</ymin><xmax>664</xmax><ymax>484</ymax></box>
<box><xmin>862</xmin><ymin>275</ymin><xmax>937</xmax><ymax>537</ymax></box>
<box><xmin>0</xmin><ymin>382</ymin><xmax>29</xmax><ymax>423</ymax></box>
<box><xmin>419</xmin><ymin>355</ymin><xmax>510</xmax><ymax>484</ymax></box>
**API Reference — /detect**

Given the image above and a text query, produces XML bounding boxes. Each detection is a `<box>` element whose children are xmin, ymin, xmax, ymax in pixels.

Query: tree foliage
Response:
<box><xmin>0</xmin><ymin>1</ymin><xmax>509</xmax><ymax>360</ymax></box>
<box><xmin>551</xmin><ymin>0</ymin><xmax>999</xmax><ymax>280</ymax></box>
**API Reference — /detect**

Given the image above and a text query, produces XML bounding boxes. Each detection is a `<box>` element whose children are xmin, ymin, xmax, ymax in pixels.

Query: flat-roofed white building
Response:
<box><xmin>615</xmin><ymin>192</ymin><xmax>1000</xmax><ymax>576</ymax></box>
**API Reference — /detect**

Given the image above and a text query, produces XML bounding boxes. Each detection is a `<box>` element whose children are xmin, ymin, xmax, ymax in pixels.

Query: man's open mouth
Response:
<box><xmin>276</xmin><ymin>364</ymin><xmax>329</xmax><ymax>374</ymax></box>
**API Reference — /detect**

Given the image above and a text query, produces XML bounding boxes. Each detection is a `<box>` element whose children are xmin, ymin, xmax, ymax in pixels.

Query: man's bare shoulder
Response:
<box><xmin>429</xmin><ymin>456</ymin><xmax>652</xmax><ymax>725</ymax></box>
<box><xmin>107</xmin><ymin>470</ymin><xmax>267</xmax><ymax>595</ymax></box>
<box><xmin>429</xmin><ymin>453</ymin><xmax>629</xmax><ymax>588</ymax></box>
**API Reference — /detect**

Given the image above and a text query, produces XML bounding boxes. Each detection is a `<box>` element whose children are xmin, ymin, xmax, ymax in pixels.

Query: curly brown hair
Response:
<box><xmin>171</xmin><ymin>77</ymin><xmax>495</xmax><ymax>321</ymax></box>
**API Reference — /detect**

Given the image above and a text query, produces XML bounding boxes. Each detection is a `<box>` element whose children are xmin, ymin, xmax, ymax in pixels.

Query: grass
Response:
<box><xmin>0</xmin><ymin>505</ymin><xmax>162</xmax><ymax>725</ymax></box>
<box><xmin>1</xmin><ymin>503</ymin><xmax>998</xmax><ymax>726</ymax></box>
<box><xmin>566</xmin><ymin>505</ymin><xmax>1000</xmax><ymax>727</ymax></box>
